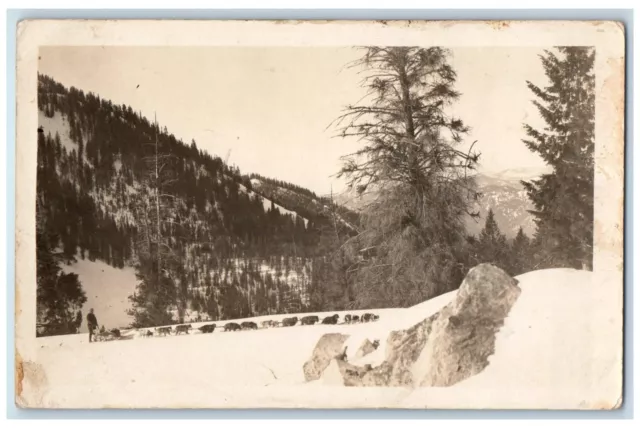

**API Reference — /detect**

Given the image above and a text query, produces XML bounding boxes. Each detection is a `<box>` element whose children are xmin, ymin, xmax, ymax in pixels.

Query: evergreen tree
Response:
<box><xmin>333</xmin><ymin>47</ymin><xmax>480</xmax><ymax>307</ymax></box>
<box><xmin>522</xmin><ymin>47</ymin><xmax>595</xmax><ymax>270</ymax></box>
<box><xmin>36</xmin><ymin>227</ymin><xmax>88</xmax><ymax>337</ymax></box>
<box><xmin>74</xmin><ymin>310</ymin><xmax>83</xmax><ymax>333</ymax></box>
<box><xmin>510</xmin><ymin>227</ymin><xmax>533</xmax><ymax>275</ymax></box>
<box><xmin>473</xmin><ymin>209</ymin><xmax>509</xmax><ymax>272</ymax></box>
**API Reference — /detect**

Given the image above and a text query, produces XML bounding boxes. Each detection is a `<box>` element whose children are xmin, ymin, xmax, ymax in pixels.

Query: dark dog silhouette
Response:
<box><xmin>224</xmin><ymin>322</ymin><xmax>241</xmax><ymax>332</ymax></box>
<box><xmin>198</xmin><ymin>324</ymin><xmax>217</xmax><ymax>333</ymax></box>
<box><xmin>281</xmin><ymin>317</ymin><xmax>299</xmax><ymax>327</ymax></box>
<box><xmin>362</xmin><ymin>313</ymin><xmax>380</xmax><ymax>322</ymax></box>
<box><xmin>241</xmin><ymin>321</ymin><xmax>258</xmax><ymax>330</ymax></box>
<box><xmin>174</xmin><ymin>324</ymin><xmax>192</xmax><ymax>335</ymax></box>
<box><xmin>322</xmin><ymin>314</ymin><xmax>340</xmax><ymax>325</ymax></box>
<box><xmin>300</xmin><ymin>315</ymin><xmax>319</xmax><ymax>325</ymax></box>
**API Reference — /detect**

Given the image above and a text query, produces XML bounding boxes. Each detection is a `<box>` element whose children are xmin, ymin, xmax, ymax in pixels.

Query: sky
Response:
<box><xmin>39</xmin><ymin>46</ymin><xmax>549</xmax><ymax>195</ymax></box>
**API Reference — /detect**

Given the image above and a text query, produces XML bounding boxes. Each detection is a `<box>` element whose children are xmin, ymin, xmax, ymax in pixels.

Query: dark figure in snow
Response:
<box><xmin>300</xmin><ymin>315</ymin><xmax>319</xmax><ymax>325</ymax></box>
<box><xmin>174</xmin><ymin>324</ymin><xmax>192</xmax><ymax>335</ymax></box>
<box><xmin>351</xmin><ymin>315</ymin><xmax>360</xmax><ymax>323</ymax></box>
<box><xmin>110</xmin><ymin>328</ymin><xmax>121</xmax><ymax>338</ymax></box>
<box><xmin>241</xmin><ymin>321</ymin><xmax>258</xmax><ymax>330</ymax></box>
<box><xmin>86</xmin><ymin>308</ymin><xmax>98</xmax><ymax>343</ymax></box>
<box><xmin>224</xmin><ymin>322</ymin><xmax>241</xmax><ymax>332</ymax></box>
<box><xmin>344</xmin><ymin>314</ymin><xmax>352</xmax><ymax>324</ymax></box>
<box><xmin>145</xmin><ymin>330</ymin><xmax>154</xmax><ymax>338</ymax></box>
<box><xmin>281</xmin><ymin>317</ymin><xmax>298</xmax><ymax>327</ymax></box>
<box><xmin>198</xmin><ymin>324</ymin><xmax>216</xmax><ymax>334</ymax></box>
<box><xmin>322</xmin><ymin>314</ymin><xmax>340</xmax><ymax>325</ymax></box>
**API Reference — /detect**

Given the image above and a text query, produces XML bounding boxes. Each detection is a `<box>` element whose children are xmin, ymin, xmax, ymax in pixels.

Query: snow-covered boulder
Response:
<box><xmin>317</xmin><ymin>263</ymin><xmax>521</xmax><ymax>388</ymax></box>
<box><xmin>303</xmin><ymin>333</ymin><xmax>350</xmax><ymax>382</ymax></box>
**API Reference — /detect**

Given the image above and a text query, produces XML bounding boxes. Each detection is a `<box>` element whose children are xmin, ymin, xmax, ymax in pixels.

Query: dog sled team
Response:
<box><xmin>92</xmin><ymin>311</ymin><xmax>380</xmax><ymax>342</ymax></box>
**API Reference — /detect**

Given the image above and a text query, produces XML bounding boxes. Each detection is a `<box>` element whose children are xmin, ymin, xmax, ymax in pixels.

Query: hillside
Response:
<box><xmin>36</xmin><ymin>74</ymin><xmax>356</xmax><ymax>327</ymax></box>
<box><xmin>246</xmin><ymin>174</ymin><xmax>359</xmax><ymax>232</ymax></box>
<box><xmin>20</xmin><ymin>268</ymin><xmax>619</xmax><ymax>409</ymax></box>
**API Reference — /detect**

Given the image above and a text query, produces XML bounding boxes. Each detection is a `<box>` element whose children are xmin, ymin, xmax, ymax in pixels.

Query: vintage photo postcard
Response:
<box><xmin>14</xmin><ymin>19</ymin><xmax>625</xmax><ymax>409</ymax></box>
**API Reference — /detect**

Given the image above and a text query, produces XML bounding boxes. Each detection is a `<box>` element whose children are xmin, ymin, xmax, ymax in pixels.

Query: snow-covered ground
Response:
<box><xmin>238</xmin><ymin>182</ymin><xmax>309</xmax><ymax>228</ymax></box>
<box><xmin>60</xmin><ymin>259</ymin><xmax>136</xmax><ymax>333</ymax></box>
<box><xmin>38</xmin><ymin>111</ymin><xmax>77</xmax><ymax>154</ymax></box>
<box><xmin>19</xmin><ymin>268</ymin><xmax>621</xmax><ymax>409</ymax></box>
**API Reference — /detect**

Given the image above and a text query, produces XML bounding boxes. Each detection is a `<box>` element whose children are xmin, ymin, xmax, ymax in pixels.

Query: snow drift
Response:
<box><xmin>17</xmin><ymin>267</ymin><xmax>621</xmax><ymax>409</ymax></box>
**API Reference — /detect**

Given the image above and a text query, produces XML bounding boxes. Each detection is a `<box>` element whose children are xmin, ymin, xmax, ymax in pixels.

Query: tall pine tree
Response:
<box><xmin>473</xmin><ymin>209</ymin><xmax>509</xmax><ymax>272</ymax></box>
<box><xmin>36</xmin><ymin>213</ymin><xmax>87</xmax><ymax>336</ymax></box>
<box><xmin>510</xmin><ymin>227</ymin><xmax>533</xmax><ymax>275</ymax></box>
<box><xmin>333</xmin><ymin>47</ymin><xmax>480</xmax><ymax>307</ymax></box>
<box><xmin>522</xmin><ymin>47</ymin><xmax>595</xmax><ymax>270</ymax></box>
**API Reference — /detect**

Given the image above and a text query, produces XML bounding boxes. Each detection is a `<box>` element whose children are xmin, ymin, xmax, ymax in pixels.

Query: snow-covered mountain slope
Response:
<box><xmin>37</xmin><ymin>86</ymin><xmax>326</xmax><ymax>321</ymax></box>
<box><xmin>249</xmin><ymin>177</ymin><xmax>358</xmax><ymax>232</ymax></box>
<box><xmin>39</xmin><ymin>108</ymin><xmax>313</xmax><ymax>232</ymax></box>
<box><xmin>238</xmin><ymin>182</ymin><xmax>309</xmax><ymax>228</ymax></box>
<box><xmin>21</xmin><ymin>268</ymin><xmax>620</xmax><ymax>409</ymax></box>
<box><xmin>38</xmin><ymin>111</ymin><xmax>77</xmax><ymax>153</ymax></box>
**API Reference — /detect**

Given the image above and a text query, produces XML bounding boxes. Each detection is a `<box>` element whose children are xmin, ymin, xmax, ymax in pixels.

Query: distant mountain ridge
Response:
<box><xmin>469</xmin><ymin>167</ymin><xmax>549</xmax><ymax>238</ymax></box>
<box><xmin>334</xmin><ymin>167</ymin><xmax>550</xmax><ymax>238</ymax></box>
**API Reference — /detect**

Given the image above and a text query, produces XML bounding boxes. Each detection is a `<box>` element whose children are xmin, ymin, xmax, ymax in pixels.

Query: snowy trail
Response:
<box><xmin>21</xmin><ymin>268</ymin><xmax>621</xmax><ymax>409</ymax></box>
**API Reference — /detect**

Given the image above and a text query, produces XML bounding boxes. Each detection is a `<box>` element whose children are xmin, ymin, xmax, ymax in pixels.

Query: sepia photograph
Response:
<box><xmin>14</xmin><ymin>19</ymin><xmax>625</xmax><ymax>409</ymax></box>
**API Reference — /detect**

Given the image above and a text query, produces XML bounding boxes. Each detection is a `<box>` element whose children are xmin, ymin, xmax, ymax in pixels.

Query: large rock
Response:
<box><xmin>417</xmin><ymin>263</ymin><xmax>521</xmax><ymax>387</ymax></box>
<box><xmin>303</xmin><ymin>333</ymin><xmax>349</xmax><ymax>382</ymax></box>
<box><xmin>311</xmin><ymin>264</ymin><xmax>521</xmax><ymax>388</ymax></box>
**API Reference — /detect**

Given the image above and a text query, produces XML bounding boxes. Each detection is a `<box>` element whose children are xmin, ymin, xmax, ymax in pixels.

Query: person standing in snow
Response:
<box><xmin>87</xmin><ymin>308</ymin><xmax>98</xmax><ymax>343</ymax></box>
